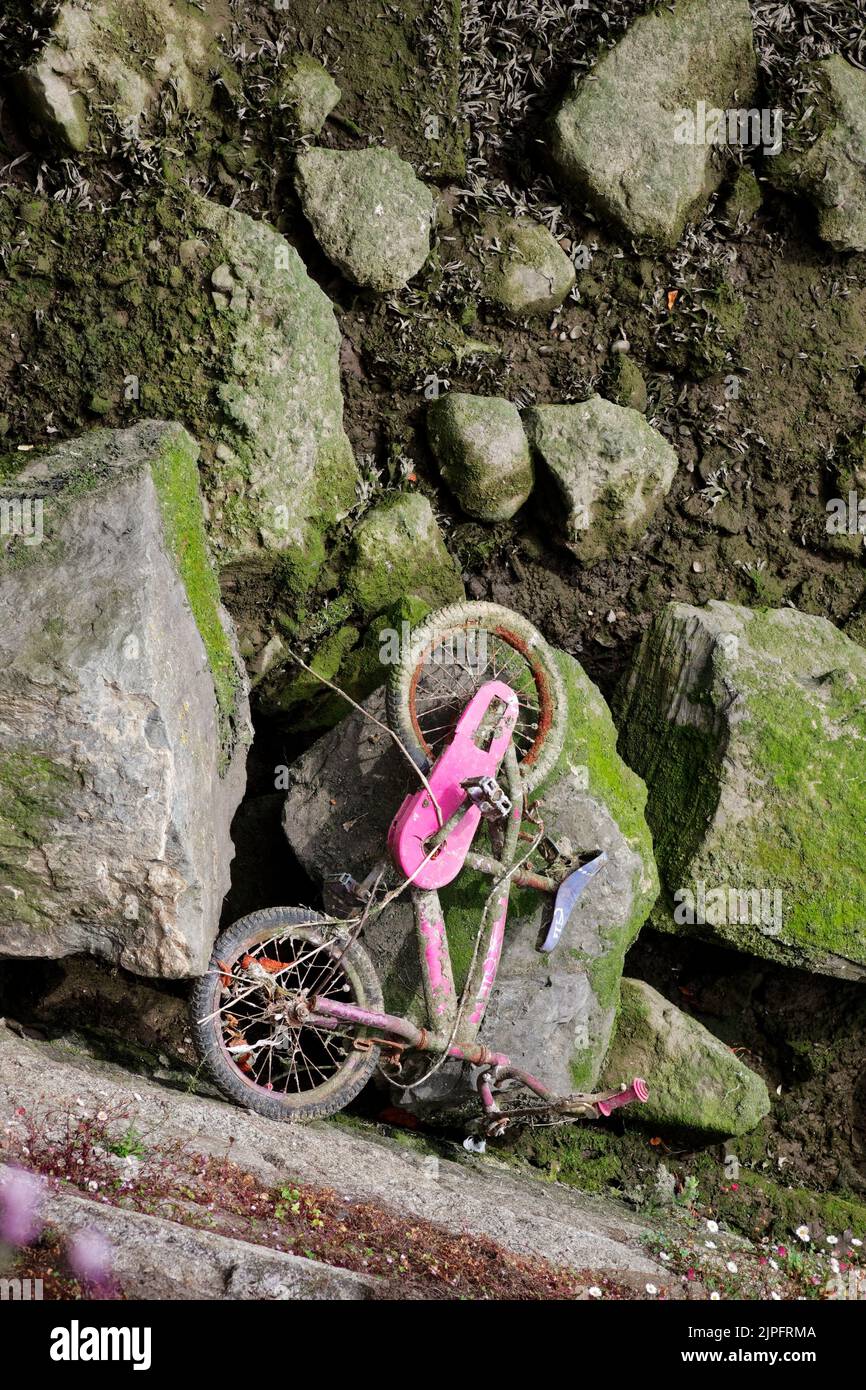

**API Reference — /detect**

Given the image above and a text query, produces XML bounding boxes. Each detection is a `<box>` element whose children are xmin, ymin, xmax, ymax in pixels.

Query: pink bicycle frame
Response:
<box><xmin>308</xmin><ymin>680</ymin><xmax>647</xmax><ymax>1118</ymax></box>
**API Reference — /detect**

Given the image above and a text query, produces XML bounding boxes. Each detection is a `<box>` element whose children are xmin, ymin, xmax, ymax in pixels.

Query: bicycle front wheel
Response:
<box><xmin>190</xmin><ymin>907</ymin><xmax>383</xmax><ymax>1122</ymax></box>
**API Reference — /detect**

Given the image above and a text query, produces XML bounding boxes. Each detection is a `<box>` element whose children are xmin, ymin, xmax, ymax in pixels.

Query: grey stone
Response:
<box><xmin>295</xmin><ymin>146</ymin><xmax>435</xmax><ymax>291</ymax></box>
<box><xmin>427</xmin><ymin>393</ymin><xmax>534</xmax><ymax>521</ymax></box>
<box><xmin>616</xmin><ymin>601</ymin><xmax>866</xmax><ymax>979</ymax></box>
<box><xmin>0</xmin><ymin>422</ymin><xmax>250</xmax><ymax>977</ymax></box>
<box><xmin>191</xmin><ymin>196</ymin><xmax>358</xmax><ymax>584</ymax></box>
<box><xmin>526</xmin><ymin>395</ymin><xmax>679</xmax><ymax>561</ymax></box>
<box><xmin>273</xmin><ymin>55</ymin><xmax>340</xmax><ymax>135</ymax></box>
<box><xmin>549</xmin><ymin>0</ymin><xmax>758</xmax><ymax>247</ymax></box>
<box><xmin>0</xmin><ymin>1024</ymin><xmax>666</xmax><ymax>1278</ymax></box>
<box><xmin>481</xmin><ymin>214</ymin><xmax>576</xmax><ymax>315</ymax></box>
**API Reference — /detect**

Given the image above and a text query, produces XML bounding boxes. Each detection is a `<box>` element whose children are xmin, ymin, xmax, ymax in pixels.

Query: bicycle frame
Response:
<box><xmin>304</xmin><ymin>680</ymin><xmax>647</xmax><ymax>1121</ymax></box>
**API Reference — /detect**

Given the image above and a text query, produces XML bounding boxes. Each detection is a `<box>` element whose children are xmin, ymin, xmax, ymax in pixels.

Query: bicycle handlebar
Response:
<box><xmin>595</xmin><ymin>1078</ymin><xmax>649</xmax><ymax>1116</ymax></box>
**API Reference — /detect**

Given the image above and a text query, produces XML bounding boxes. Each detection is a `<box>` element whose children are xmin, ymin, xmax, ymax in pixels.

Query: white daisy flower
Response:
<box><xmin>826</xmin><ymin>1235</ymin><xmax>838</xmax><ymax>1245</ymax></box>
<box><xmin>707</xmin><ymin>1220</ymin><xmax>719</xmax><ymax>1233</ymax></box>
<box><xmin>646</xmin><ymin>1283</ymin><xmax>658</xmax><ymax>1296</ymax></box>
<box><xmin>852</xmin><ymin>1238</ymin><xmax>863</xmax><ymax>1247</ymax></box>
<box><xmin>588</xmin><ymin>1286</ymin><xmax>603</xmax><ymax>1298</ymax></box>
<box><xmin>710</xmin><ymin>1291</ymin><xmax>720</xmax><ymax>1300</ymax></box>
<box><xmin>795</xmin><ymin>1225</ymin><xmax>810</xmax><ymax>1242</ymax></box>
<box><xmin>726</xmin><ymin>1261</ymin><xmax>738</xmax><ymax>1273</ymax></box>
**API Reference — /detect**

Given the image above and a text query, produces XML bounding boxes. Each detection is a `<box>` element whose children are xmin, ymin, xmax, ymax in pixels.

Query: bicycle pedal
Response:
<box><xmin>322</xmin><ymin>872</ymin><xmax>369</xmax><ymax>919</ymax></box>
<box><xmin>462</xmin><ymin>775</ymin><xmax>512</xmax><ymax>821</ymax></box>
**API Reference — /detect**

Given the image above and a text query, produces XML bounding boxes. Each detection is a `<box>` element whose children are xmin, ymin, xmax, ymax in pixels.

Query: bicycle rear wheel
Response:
<box><xmin>386</xmin><ymin>601</ymin><xmax>567</xmax><ymax>793</ymax></box>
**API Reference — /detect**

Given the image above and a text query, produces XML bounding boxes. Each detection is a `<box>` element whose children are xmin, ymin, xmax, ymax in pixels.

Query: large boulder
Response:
<box><xmin>601</xmin><ymin>979</ymin><xmax>770</xmax><ymax>1137</ymax></box>
<box><xmin>427</xmin><ymin>393</ymin><xmax>534</xmax><ymax>522</ymax></box>
<box><xmin>0</xmin><ymin>189</ymin><xmax>358</xmax><ymax>596</ymax></box>
<box><xmin>0</xmin><ymin>422</ymin><xmax>250</xmax><ymax>977</ymax></box>
<box><xmin>770</xmin><ymin>56</ymin><xmax>866</xmax><ymax>253</ymax></box>
<box><xmin>282</xmin><ymin>644</ymin><xmax>658</xmax><ymax>1105</ymax></box>
<box><xmin>191</xmin><ymin>197</ymin><xmax>358</xmax><ymax>587</ymax></box>
<box><xmin>616</xmin><ymin>601</ymin><xmax>866</xmax><ymax>980</ymax></box>
<box><xmin>345</xmin><ymin>493</ymin><xmax>464</xmax><ymax>617</ymax></box>
<box><xmin>480</xmin><ymin>214</ymin><xmax>576</xmax><ymax>316</ymax></box>
<box><xmin>549</xmin><ymin>0</ymin><xmax>758</xmax><ymax>247</ymax></box>
<box><xmin>14</xmin><ymin>0</ymin><xmax>229</xmax><ymax>152</ymax></box>
<box><xmin>294</xmin><ymin>147</ymin><xmax>435</xmax><ymax>291</ymax></box>
<box><xmin>526</xmin><ymin>396</ymin><xmax>678</xmax><ymax>561</ymax></box>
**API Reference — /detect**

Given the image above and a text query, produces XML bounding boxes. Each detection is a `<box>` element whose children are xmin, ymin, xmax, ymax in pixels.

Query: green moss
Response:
<box><xmin>150</xmin><ymin>431</ymin><xmax>242</xmax><ymax>767</ymax></box>
<box><xmin>691</xmin><ymin>1159</ymin><xmax>866</xmax><ymax>1244</ymax></box>
<box><xmin>0</xmin><ymin>748</ymin><xmax>76</xmax><ymax>929</ymax></box>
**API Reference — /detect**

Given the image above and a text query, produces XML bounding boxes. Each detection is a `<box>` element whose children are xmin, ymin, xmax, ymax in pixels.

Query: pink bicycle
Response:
<box><xmin>192</xmin><ymin>603</ymin><xmax>648</xmax><ymax>1135</ymax></box>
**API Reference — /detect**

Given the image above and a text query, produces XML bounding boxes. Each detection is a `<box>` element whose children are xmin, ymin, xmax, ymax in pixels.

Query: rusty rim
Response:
<box><xmin>207</xmin><ymin>928</ymin><xmax>372</xmax><ymax>1102</ymax></box>
<box><xmin>407</xmin><ymin>622</ymin><xmax>555</xmax><ymax>771</ymax></box>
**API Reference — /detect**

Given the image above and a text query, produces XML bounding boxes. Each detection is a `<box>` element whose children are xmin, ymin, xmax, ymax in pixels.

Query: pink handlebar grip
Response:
<box><xmin>597</xmin><ymin>1078</ymin><xmax>649</xmax><ymax>1116</ymax></box>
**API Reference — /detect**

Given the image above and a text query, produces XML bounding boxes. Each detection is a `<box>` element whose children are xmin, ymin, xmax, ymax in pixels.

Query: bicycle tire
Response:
<box><xmin>190</xmin><ymin>907</ymin><xmax>383</xmax><ymax>1123</ymax></box>
<box><xmin>386</xmin><ymin>601</ymin><xmax>567</xmax><ymax>793</ymax></box>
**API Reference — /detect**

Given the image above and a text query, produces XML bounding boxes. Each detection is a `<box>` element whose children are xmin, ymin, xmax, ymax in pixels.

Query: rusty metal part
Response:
<box><xmin>464</xmin><ymin>849</ymin><xmax>556</xmax><ymax>894</ymax></box>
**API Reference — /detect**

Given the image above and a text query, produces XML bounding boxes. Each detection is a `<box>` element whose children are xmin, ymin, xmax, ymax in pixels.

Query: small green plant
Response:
<box><xmin>676</xmin><ymin>1174</ymin><xmax>700</xmax><ymax>1207</ymax></box>
<box><xmin>107</xmin><ymin>1126</ymin><xmax>146</xmax><ymax>1160</ymax></box>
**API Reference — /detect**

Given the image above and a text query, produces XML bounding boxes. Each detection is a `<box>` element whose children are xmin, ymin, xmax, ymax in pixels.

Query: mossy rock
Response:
<box><xmin>295</xmin><ymin>146</ymin><xmax>435</xmax><ymax>292</ymax></box>
<box><xmin>769</xmin><ymin>55</ymin><xmax>866</xmax><ymax>253</ymax></box>
<box><xmin>601</xmin><ymin>978</ymin><xmax>770</xmax><ymax>1137</ymax></box>
<box><xmin>427</xmin><ymin>392</ymin><xmax>534</xmax><ymax>521</ymax></box>
<box><xmin>271</xmin><ymin>55</ymin><xmax>340</xmax><ymax>135</ymax></box>
<box><xmin>480</xmin><ymin>213</ymin><xmax>575</xmax><ymax>316</ymax></box>
<box><xmin>548</xmin><ymin>0</ymin><xmax>758</xmax><ymax>247</ymax></box>
<box><xmin>14</xmin><ymin>0</ymin><xmax>230</xmax><ymax>151</ymax></box>
<box><xmin>346</xmin><ymin>492</ymin><xmax>464</xmax><ymax>616</ymax></box>
<box><xmin>616</xmin><ymin>600</ymin><xmax>866</xmax><ymax>978</ymax></box>
<box><xmin>0</xmin><ymin>421</ymin><xmax>250</xmax><ymax>976</ymax></box>
<box><xmin>526</xmin><ymin>395</ymin><xmax>679</xmax><ymax>562</ymax></box>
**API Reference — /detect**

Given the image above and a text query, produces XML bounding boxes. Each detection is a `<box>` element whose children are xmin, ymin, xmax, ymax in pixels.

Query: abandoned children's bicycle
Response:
<box><xmin>191</xmin><ymin>602</ymin><xmax>648</xmax><ymax>1136</ymax></box>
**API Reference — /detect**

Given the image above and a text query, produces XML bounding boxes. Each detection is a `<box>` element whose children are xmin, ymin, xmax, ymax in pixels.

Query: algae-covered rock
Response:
<box><xmin>617</xmin><ymin>601</ymin><xmax>866</xmax><ymax>979</ymax></box>
<box><xmin>601</xmin><ymin>979</ymin><xmax>770</xmax><ymax>1136</ymax></box>
<box><xmin>427</xmin><ymin>393</ymin><xmax>533</xmax><ymax>522</ymax></box>
<box><xmin>0</xmin><ymin>422</ymin><xmax>250</xmax><ymax>977</ymax></box>
<box><xmin>272</xmin><ymin>55</ymin><xmax>340</xmax><ymax>135</ymax></box>
<box><xmin>526</xmin><ymin>395</ymin><xmax>678</xmax><ymax>561</ymax></box>
<box><xmin>549</xmin><ymin>0</ymin><xmax>758</xmax><ymax>247</ymax></box>
<box><xmin>769</xmin><ymin>56</ymin><xmax>866</xmax><ymax>253</ymax></box>
<box><xmin>282</xmin><ymin>644</ymin><xmax>659</xmax><ymax>1103</ymax></box>
<box><xmin>481</xmin><ymin>214</ymin><xmax>576</xmax><ymax>316</ymax></box>
<box><xmin>190</xmin><ymin>196</ymin><xmax>358</xmax><ymax>585</ymax></box>
<box><xmin>294</xmin><ymin>147</ymin><xmax>435</xmax><ymax>291</ymax></box>
<box><xmin>607</xmin><ymin>356</ymin><xmax>648</xmax><ymax>413</ymax></box>
<box><xmin>346</xmin><ymin>492</ymin><xmax>463</xmax><ymax>616</ymax></box>
<box><xmin>721</xmin><ymin>168</ymin><xmax>763</xmax><ymax>227</ymax></box>
<box><xmin>14</xmin><ymin>0</ymin><xmax>229</xmax><ymax>151</ymax></box>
